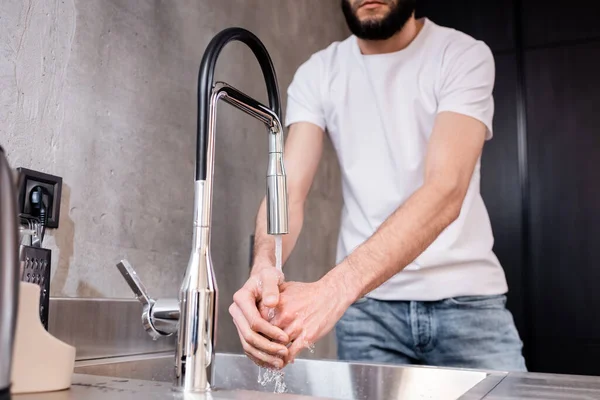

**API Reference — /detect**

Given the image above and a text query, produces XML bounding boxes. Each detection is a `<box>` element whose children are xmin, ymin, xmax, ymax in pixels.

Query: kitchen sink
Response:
<box><xmin>75</xmin><ymin>352</ymin><xmax>506</xmax><ymax>399</ymax></box>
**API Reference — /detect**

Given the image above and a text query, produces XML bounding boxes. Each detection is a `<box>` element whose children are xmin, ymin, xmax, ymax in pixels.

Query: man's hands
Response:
<box><xmin>229</xmin><ymin>266</ymin><xmax>290</xmax><ymax>369</ymax></box>
<box><xmin>230</xmin><ymin>122</ymin><xmax>327</xmax><ymax>369</ymax></box>
<box><xmin>230</xmin><ymin>266</ymin><xmax>353</xmax><ymax>369</ymax></box>
<box><xmin>268</xmin><ymin>278</ymin><xmax>352</xmax><ymax>364</ymax></box>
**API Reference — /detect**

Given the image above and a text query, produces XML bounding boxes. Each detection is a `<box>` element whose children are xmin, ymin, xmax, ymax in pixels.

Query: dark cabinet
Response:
<box><xmin>416</xmin><ymin>0</ymin><xmax>515</xmax><ymax>52</ymax></box>
<box><xmin>481</xmin><ymin>54</ymin><xmax>526</xmax><ymax>338</ymax></box>
<box><xmin>525</xmin><ymin>42</ymin><xmax>600</xmax><ymax>374</ymax></box>
<box><xmin>522</xmin><ymin>0</ymin><xmax>600</xmax><ymax>47</ymax></box>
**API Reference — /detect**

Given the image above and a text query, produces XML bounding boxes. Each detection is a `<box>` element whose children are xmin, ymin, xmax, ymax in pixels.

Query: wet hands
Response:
<box><xmin>230</xmin><ymin>266</ymin><xmax>353</xmax><ymax>369</ymax></box>
<box><xmin>264</xmin><ymin>278</ymin><xmax>351</xmax><ymax>365</ymax></box>
<box><xmin>229</xmin><ymin>266</ymin><xmax>290</xmax><ymax>369</ymax></box>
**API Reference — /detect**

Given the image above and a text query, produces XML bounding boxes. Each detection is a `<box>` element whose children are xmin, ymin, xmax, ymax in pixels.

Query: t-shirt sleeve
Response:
<box><xmin>437</xmin><ymin>41</ymin><xmax>496</xmax><ymax>140</ymax></box>
<box><xmin>285</xmin><ymin>54</ymin><xmax>326</xmax><ymax>131</ymax></box>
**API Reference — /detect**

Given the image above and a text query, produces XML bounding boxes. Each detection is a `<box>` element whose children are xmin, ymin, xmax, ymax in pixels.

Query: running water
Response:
<box><xmin>268</xmin><ymin>235</ymin><xmax>282</xmax><ymax>321</ymax></box>
<box><xmin>257</xmin><ymin>234</ymin><xmax>287</xmax><ymax>393</ymax></box>
<box><xmin>274</xmin><ymin>234</ymin><xmax>283</xmax><ymax>272</ymax></box>
<box><xmin>257</xmin><ymin>366</ymin><xmax>287</xmax><ymax>394</ymax></box>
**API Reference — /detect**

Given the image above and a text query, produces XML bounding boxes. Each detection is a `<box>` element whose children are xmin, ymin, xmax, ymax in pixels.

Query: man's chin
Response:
<box><xmin>357</xmin><ymin>17</ymin><xmax>387</xmax><ymax>27</ymax></box>
<box><xmin>356</xmin><ymin>8</ymin><xmax>390</xmax><ymax>21</ymax></box>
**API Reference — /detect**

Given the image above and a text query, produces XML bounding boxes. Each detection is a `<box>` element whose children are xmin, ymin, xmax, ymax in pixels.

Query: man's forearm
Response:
<box><xmin>323</xmin><ymin>181</ymin><xmax>464</xmax><ymax>303</ymax></box>
<box><xmin>251</xmin><ymin>197</ymin><xmax>305</xmax><ymax>275</ymax></box>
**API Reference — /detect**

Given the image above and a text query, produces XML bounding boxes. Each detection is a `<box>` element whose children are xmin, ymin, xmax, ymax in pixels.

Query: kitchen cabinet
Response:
<box><xmin>416</xmin><ymin>0</ymin><xmax>515</xmax><ymax>52</ymax></box>
<box><xmin>522</xmin><ymin>0</ymin><xmax>600</xmax><ymax>47</ymax></box>
<box><xmin>525</xmin><ymin>41</ymin><xmax>600</xmax><ymax>374</ymax></box>
<box><xmin>481</xmin><ymin>53</ymin><xmax>526</xmax><ymax>337</ymax></box>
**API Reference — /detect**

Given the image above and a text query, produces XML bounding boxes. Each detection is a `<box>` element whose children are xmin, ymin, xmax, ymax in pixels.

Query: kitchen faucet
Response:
<box><xmin>117</xmin><ymin>27</ymin><xmax>289</xmax><ymax>393</ymax></box>
<box><xmin>0</xmin><ymin>146</ymin><xmax>20</xmax><ymax>400</ymax></box>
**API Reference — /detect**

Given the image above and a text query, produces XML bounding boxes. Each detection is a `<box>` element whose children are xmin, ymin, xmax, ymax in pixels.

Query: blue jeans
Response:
<box><xmin>335</xmin><ymin>295</ymin><xmax>527</xmax><ymax>371</ymax></box>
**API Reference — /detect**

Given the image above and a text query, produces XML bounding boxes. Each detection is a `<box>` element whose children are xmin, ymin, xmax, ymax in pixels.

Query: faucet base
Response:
<box><xmin>175</xmin><ymin>285</ymin><xmax>216</xmax><ymax>392</ymax></box>
<box><xmin>175</xmin><ymin>222</ymin><xmax>217</xmax><ymax>393</ymax></box>
<box><xmin>171</xmin><ymin>383</ymin><xmax>213</xmax><ymax>394</ymax></box>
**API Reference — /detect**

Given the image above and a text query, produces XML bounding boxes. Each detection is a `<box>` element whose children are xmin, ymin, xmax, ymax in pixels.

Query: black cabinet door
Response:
<box><xmin>525</xmin><ymin>42</ymin><xmax>600</xmax><ymax>375</ymax></box>
<box><xmin>522</xmin><ymin>0</ymin><xmax>600</xmax><ymax>47</ymax></box>
<box><xmin>481</xmin><ymin>53</ymin><xmax>527</xmax><ymax>343</ymax></box>
<box><xmin>415</xmin><ymin>0</ymin><xmax>515</xmax><ymax>52</ymax></box>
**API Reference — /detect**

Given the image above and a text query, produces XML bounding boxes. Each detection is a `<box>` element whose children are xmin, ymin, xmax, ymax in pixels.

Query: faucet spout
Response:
<box><xmin>211</xmin><ymin>81</ymin><xmax>289</xmax><ymax>235</ymax></box>
<box><xmin>196</xmin><ymin>28</ymin><xmax>289</xmax><ymax>236</ymax></box>
<box><xmin>0</xmin><ymin>146</ymin><xmax>20</xmax><ymax>400</ymax></box>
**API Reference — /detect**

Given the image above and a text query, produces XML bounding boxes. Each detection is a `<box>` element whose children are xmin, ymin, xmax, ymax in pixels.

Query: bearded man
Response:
<box><xmin>229</xmin><ymin>0</ymin><xmax>527</xmax><ymax>372</ymax></box>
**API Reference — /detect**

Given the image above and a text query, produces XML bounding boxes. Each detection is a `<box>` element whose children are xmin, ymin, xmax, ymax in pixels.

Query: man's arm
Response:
<box><xmin>324</xmin><ymin>111</ymin><xmax>487</xmax><ymax>303</ymax></box>
<box><xmin>273</xmin><ymin>111</ymin><xmax>489</xmax><ymax>362</ymax></box>
<box><xmin>229</xmin><ymin>122</ymin><xmax>325</xmax><ymax>369</ymax></box>
<box><xmin>323</xmin><ymin>39</ymin><xmax>496</xmax><ymax>305</ymax></box>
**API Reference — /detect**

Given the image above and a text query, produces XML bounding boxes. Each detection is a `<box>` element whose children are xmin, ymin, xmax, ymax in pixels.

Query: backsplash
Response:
<box><xmin>1</xmin><ymin>0</ymin><xmax>346</xmax><ymax>358</ymax></box>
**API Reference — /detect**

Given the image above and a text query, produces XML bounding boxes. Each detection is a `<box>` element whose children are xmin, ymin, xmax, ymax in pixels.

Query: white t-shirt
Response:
<box><xmin>285</xmin><ymin>18</ymin><xmax>508</xmax><ymax>301</ymax></box>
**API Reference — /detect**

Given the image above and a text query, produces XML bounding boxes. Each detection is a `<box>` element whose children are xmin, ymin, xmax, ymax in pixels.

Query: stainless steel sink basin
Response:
<box><xmin>75</xmin><ymin>352</ymin><xmax>506</xmax><ymax>399</ymax></box>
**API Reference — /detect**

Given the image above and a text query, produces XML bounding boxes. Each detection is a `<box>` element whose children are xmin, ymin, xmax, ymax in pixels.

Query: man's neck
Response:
<box><xmin>357</xmin><ymin>16</ymin><xmax>423</xmax><ymax>55</ymax></box>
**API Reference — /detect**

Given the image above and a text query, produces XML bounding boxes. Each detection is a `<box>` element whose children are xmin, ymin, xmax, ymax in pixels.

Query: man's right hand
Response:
<box><xmin>229</xmin><ymin>265</ymin><xmax>290</xmax><ymax>369</ymax></box>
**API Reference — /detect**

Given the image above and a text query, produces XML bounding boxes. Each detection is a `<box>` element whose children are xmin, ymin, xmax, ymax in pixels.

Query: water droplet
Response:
<box><xmin>305</xmin><ymin>341</ymin><xmax>316</xmax><ymax>353</ymax></box>
<box><xmin>257</xmin><ymin>366</ymin><xmax>287</xmax><ymax>394</ymax></box>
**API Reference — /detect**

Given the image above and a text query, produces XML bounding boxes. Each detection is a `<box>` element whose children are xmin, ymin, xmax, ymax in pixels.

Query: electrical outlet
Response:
<box><xmin>17</xmin><ymin>168</ymin><xmax>63</xmax><ymax>229</ymax></box>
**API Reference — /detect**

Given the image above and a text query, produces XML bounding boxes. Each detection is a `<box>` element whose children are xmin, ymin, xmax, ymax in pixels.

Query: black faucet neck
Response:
<box><xmin>196</xmin><ymin>27</ymin><xmax>281</xmax><ymax>181</ymax></box>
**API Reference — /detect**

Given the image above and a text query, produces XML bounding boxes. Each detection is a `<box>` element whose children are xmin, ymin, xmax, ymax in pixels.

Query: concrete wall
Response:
<box><xmin>0</xmin><ymin>0</ymin><xmax>346</xmax><ymax>359</ymax></box>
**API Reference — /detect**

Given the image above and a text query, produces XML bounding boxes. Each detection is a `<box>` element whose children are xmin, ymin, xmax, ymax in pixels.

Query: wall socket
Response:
<box><xmin>17</xmin><ymin>168</ymin><xmax>63</xmax><ymax>229</ymax></box>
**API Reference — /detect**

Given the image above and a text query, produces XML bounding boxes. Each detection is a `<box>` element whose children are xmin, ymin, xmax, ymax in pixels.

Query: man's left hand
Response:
<box><xmin>265</xmin><ymin>277</ymin><xmax>352</xmax><ymax>365</ymax></box>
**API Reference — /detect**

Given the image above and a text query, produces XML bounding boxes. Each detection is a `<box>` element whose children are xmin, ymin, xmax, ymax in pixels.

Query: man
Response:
<box><xmin>229</xmin><ymin>0</ymin><xmax>527</xmax><ymax>371</ymax></box>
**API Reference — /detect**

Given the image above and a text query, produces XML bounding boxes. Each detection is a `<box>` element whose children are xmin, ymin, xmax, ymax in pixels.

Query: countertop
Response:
<box><xmin>482</xmin><ymin>371</ymin><xmax>600</xmax><ymax>399</ymax></box>
<box><xmin>13</xmin><ymin>374</ymin><xmax>320</xmax><ymax>400</ymax></box>
<box><xmin>13</xmin><ymin>359</ymin><xmax>600</xmax><ymax>400</ymax></box>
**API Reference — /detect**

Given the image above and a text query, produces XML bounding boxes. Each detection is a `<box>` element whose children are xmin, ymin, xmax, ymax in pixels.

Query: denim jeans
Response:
<box><xmin>335</xmin><ymin>295</ymin><xmax>527</xmax><ymax>371</ymax></box>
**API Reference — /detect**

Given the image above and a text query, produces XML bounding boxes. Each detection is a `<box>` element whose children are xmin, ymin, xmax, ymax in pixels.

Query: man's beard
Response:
<box><xmin>341</xmin><ymin>0</ymin><xmax>416</xmax><ymax>41</ymax></box>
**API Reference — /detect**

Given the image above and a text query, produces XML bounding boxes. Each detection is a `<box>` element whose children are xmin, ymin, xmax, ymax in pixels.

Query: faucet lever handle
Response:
<box><xmin>116</xmin><ymin>259</ymin><xmax>152</xmax><ymax>307</ymax></box>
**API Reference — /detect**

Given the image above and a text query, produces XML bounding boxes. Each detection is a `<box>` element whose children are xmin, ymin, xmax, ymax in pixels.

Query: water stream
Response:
<box><xmin>257</xmin><ymin>235</ymin><xmax>287</xmax><ymax>393</ymax></box>
<box><xmin>275</xmin><ymin>234</ymin><xmax>283</xmax><ymax>272</ymax></box>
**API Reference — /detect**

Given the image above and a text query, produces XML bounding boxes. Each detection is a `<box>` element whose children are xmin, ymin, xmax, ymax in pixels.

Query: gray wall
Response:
<box><xmin>0</xmin><ymin>0</ymin><xmax>345</xmax><ymax>359</ymax></box>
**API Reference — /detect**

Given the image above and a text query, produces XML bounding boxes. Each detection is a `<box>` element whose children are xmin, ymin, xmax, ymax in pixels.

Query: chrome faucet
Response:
<box><xmin>0</xmin><ymin>146</ymin><xmax>20</xmax><ymax>400</ymax></box>
<box><xmin>117</xmin><ymin>27</ymin><xmax>289</xmax><ymax>393</ymax></box>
